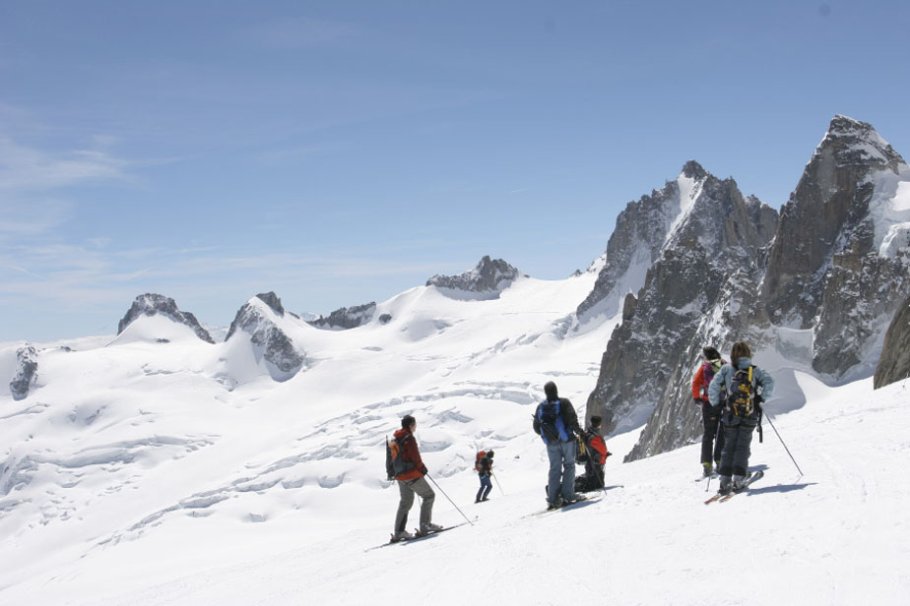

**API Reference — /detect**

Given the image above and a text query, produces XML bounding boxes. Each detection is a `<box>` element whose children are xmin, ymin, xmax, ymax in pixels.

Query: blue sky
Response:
<box><xmin>1</xmin><ymin>1</ymin><xmax>909</xmax><ymax>341</ymax></box>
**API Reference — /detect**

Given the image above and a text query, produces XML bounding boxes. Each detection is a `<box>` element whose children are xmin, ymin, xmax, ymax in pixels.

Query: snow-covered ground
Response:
<box><xmin>1</xmin><ymin>271</ymin><xmax>908</xmax><ymax>605</ymax></box>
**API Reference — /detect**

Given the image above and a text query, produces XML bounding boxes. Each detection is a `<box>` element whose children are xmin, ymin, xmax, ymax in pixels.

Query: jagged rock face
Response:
<box><xmin>226</xmin><ymin>292</ymin><xmax>304</xmax><ymax>381</ymax></box>
<box><xmin>585</xmin><ymin>165</ymin><xmax>778</xmax><ymax>450</ymax></box>
<box><xmin>426</xmin><ymin>256</ymin><xmax>520</xmax><ymax>299</ymax></box>
<box><xmin>308</xmin><ymin>303</ymin><xmax>376</xmax><ymax>330</ymax></box>
<box><xmin>577</xmin><ymin>162</ymin><xmax>705</xmax><ymax>321</ymax></box>
<box><xmin>874</xmin><ymin>296</ymin><xmax>910</xmax><ymax>388</ymax></box>
<box><xmin>9</xmin><ymin>345</ymin><xmax>38</xmax><ymax>401</ymax></box>
<box><xmin>597</xmin><ymin>116</ymin><xmax>910</xmax><ymax>462</ymax></box>
<box><xmin>764</xmin><ymin>115</ymin><xmax>910</xmax><ymax>377</ymax></box>
<box><xmin>118</xmin><ymin>294</ymin><xmax>214</xmax><ymax>343</ymax></box>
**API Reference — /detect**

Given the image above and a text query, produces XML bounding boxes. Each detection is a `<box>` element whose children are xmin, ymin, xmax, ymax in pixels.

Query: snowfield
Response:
<box><xmin>1</xmin><ymin>270</ymin><xmax>908</xmax><ymax>605</ymax></box>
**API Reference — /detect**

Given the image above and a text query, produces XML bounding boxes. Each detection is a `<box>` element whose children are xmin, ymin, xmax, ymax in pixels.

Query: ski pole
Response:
<box><xmin>492</xmin><ymin>472</ymin><xmax>505</xmax><ymax>496</ymax></box>
<box><xmin>426</xmin><ymin>473</ymin><xmax>474</xmax><ymax>525</ymax></box>
<box><xmin>763</xmin><ymin>412</ymin><xmax>804</xmax><ymax>477</ymax></box>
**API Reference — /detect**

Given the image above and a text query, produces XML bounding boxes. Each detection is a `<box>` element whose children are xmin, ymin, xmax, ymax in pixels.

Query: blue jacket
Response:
<box><xmin>708</xmin><ymin>356</ymin><xmax>774</xmax><ymax>412</ymax></box>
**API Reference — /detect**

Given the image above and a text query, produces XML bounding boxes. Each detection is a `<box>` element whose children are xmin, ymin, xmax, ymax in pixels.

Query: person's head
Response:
<box><xmin>730</xmin><ymin>342</ymin><xmax>752</xmax><ymax>368</ymax></box>
<box><xmin>702</xmin><ymin>346</ymin><xmax>721</xmax><ymax>362</ymax></box>
<box><xmin>487</xmin><ymin>450</ymin><xmax>495</xmax><ymax>458</ymax></box>
<box><xmin>401</xmin><ymin>414</ymin><xmax>416</xmax><ymax>430</ymax></box>
<box><xmin>544</xmin><ymin>381</ymin><xmax>558</xmax><ymax>401</ymax></box>
<box><xmin>590</xmin><ymin>415</ymin><xmax>602</xmax><ymax>429</ymax></box>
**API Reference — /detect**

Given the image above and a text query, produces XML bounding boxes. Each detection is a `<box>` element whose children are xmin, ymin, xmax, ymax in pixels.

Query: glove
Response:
<box><xmin>419</xmin><ymin>465</ymin><xmax>428</xmax><ymax>475</ymax></box>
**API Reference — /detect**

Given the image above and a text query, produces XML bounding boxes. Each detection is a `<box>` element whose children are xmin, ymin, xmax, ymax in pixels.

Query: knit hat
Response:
<box><xmin>401</xmin><ymin>414</ymin><xmax>416</xmax><ymax>429</ymax></box>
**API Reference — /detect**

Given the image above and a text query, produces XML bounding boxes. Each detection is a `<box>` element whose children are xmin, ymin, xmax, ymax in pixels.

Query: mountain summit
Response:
<box><xmin>427</xmin><ymin>256</ymin><xmax>521</xmax><ymax>300</ymax></box>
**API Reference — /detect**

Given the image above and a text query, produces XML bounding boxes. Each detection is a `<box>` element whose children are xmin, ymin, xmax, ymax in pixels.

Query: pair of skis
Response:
<box><xmin>365</xmin><ymin>521</ymin><xmax>469</xmax><ymax>551</ymax></box>
<box><xmin>704</xmin><ymin>470</ymin><xmax>764</xmax><ymax>504</ymax></box>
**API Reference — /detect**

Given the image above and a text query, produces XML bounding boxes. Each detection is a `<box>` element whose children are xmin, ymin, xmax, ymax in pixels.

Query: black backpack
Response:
<box><xmin>537</xmin><ymin>400</ymin><xmax>561</xmax><ymax>443</ymax></box>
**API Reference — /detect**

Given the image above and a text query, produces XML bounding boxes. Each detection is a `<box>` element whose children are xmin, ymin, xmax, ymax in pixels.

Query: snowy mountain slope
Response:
<box><xmin>4</xmin><ymin>372</ymin><xmax>907</xmax><ymax>606</ymax></box>
<box><xmin>0</xmin><ymin>271</ymin><xmax>622</xmax><ymax>603</ymax></box>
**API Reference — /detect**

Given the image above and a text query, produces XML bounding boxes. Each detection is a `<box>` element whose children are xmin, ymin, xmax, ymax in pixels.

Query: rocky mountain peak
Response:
<box><xmin>225</xmin><ymin>293</ymin><xmax>304</xmax><ymax>381</ymax></box>
<box><xmin>117</xmin><ymin>294</ymin><xmax>214</xmax><ymax>344</ymax></box>
<box><xmin>816</xmin><ymin>115</ymin><xmax>905</xmax><ymax>172</ymax></box>
<box><xmin>426</xmin><ymin>256</ymin><xmax>521</xmax><ymax>299</ymax></box>
<box><xmin>255</xmin><ymin>292</ymin><xmax>286</xmax><ymax>316</ymax></box>
<box><xmin>681</xmin><ymin>160</ymin><xmax>708</xmax><ymax>180</ymax></box>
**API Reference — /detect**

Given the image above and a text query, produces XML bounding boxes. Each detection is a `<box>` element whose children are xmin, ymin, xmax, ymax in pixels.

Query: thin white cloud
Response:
<box><xmin>0</xmin><ymin>136</ymin><xmax>131</xmax><ymax>192</ymax></box>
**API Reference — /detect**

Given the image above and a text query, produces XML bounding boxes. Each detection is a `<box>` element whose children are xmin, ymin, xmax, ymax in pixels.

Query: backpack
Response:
<box><xmin>385</xmin><ymin>434</ymin><xmax>415</xmax><ymax>480</ymax></box>
<box><xmin>728</xmin><ymin>366</ymin><xmax>755</xmax><ymax>417</ymax></box>
<box><xmin>575</xmin><ymin>435</ymin><xmax>589</xmax><ymax>464</ymax></box>
<box><xmin>474</xmin><ymin>450</ymin><xmax>487</xmax><ymax>472</ymax></box>
<box><xmin>537</xmin><ymin>400</ymin><xmax>562</xmax><ymax>443</ymax></box>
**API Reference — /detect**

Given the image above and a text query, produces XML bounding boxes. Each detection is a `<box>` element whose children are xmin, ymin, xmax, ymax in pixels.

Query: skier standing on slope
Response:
<box><xmin>708</xmin><ymin>342</ymin><xmax>774</xmax><ymax>495</ymax></box>
<box><xmin>692</xmin><ymin>346</ymin><xmax>727</xmax><ymax>478</ymax></box>
<box><xmin>533</xmin><ymin>381</ymin><xmax>583</xmax><ymax>510</ymax></box>
<box><xmin>475</xmin><ymin>450</ymin><xmax>494</xmax><ymax>503</ymax></box>
<box><xmin>389</xmin><ymin>415</ymin><xmax>444</xmax><ymax>541</ymax></box>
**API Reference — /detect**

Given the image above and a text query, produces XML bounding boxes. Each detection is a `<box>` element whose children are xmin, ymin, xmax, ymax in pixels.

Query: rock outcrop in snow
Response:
<box><xmin>874</xmin><ymin>296</ymin><xmax>910</xmax><ymax>389</ymax></box>
<box><xmin>426</xmin><ymin>256</ymin><xmax>521</xmax><ymax>300</ymax></box>
<box><xmin>9</xmin><ymin>344</ymin><xmax>38</xmax><ymax>400</ymax></box>
<box><xmin>308</xmin><ymin>302</ymin><xmax>377</xmax><ymax>330</ymax></box>
<box><xmin>595</xmin><ymin>116</ymin><xmax>910</xmax><ymax>462</ymax></box>
<box><xmin>585</xmin><ymin>163</ymin><xmax>778</xmax><ymax>450</ymax></box>
<box><xmin>118</xmin><ymin>294</ymin><xmax>215</xmax><ymax>343</ymax></box>
<box><xmin>764</xmin><ymin>115</ymin><xmax>910</xmax><ymax>378</ymax></box>
<box><xmin>225</xmin><ymin>292</ymin><xmax>305</xmax><ymax>381</ymax></box>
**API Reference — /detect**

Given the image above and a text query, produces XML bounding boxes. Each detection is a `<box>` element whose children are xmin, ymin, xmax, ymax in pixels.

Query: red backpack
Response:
<box><xmin>474</xmin><ymin>450</ymin><xmax>486</xmax><ymax>472</ymax></box>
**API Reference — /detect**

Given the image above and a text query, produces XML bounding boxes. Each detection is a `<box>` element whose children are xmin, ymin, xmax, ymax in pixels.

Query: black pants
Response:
<box><xmin>701</xmin><ymin>401</ymin><xmax>725</xmax><ymax>466</ymax></box>
<box><xmin>585</xmin><ymin>459</ymin><xmax>605</xmax><ymax>489</ymax></box>
<box><xmin>718</xmin><ymin>419</ymin><xmax>756</xmax><ymax>477</ymax></box>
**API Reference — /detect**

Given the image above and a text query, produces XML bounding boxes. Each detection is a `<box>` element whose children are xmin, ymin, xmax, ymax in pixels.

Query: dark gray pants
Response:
<box><xmin>395</xmin><ymin>476</ymin><xmax>435</xmax><ymax>533</ymax></box>
<box><xmin>719</xmin><ymin>421</ymin><xmax>756</xmax><ymax>477</ymax></box>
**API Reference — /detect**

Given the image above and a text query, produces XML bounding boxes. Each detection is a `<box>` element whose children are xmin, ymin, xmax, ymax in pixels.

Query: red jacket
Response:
<box><xmin>691</xmin><ymin>360</ymin><xmax>725</xmax><ymax>402</ymax></box>
<box><xmin>587</xmin><ymin>433</ymin><xmax>609</xmax><ymax>465</ymax></box>
<box><xmin>393</xmin><ymin>427</ymin><xmax>426</xmax><ymax>482</ymax></box>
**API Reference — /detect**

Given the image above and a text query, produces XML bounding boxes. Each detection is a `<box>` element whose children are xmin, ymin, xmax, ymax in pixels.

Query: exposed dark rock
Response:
<box><xmin>118</xmin><ymin>293</ymin><xmax>214</xmax><ymax>343</ymax></box>
<box><xmin>308</xmin><ymin>303</ymin><xmax>377</xmax><ymax>330</ymax></box>
<box><xmin>427</xmin><ymin>256</ymin><xmax>521</xmax><ymax>299</ymax></box>
<box><xmin>585</xmin><ymin>164</ymin><xmax>778</xmax><ymax>446</ymax></box>
<box><xmin>226</xmin><ymin>293</ymin><xmax>304</xmax><ymax>381</ymax></box>
<box><xmin>874</xmin><ymin>296</ymin><xmax>910</xmax><ymax>388</ymax></box>
<box><xmin>763</xmin><ymin>115</ymin><xmax>910</xmax><ymax>377</ymax></box>
<box><xmin>9</xmin><ymin>345</ymin><xmax>38</xmax><ymax>401</ymax></box>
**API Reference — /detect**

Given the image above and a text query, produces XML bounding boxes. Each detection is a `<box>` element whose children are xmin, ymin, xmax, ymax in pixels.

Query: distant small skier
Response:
<box><xmin>581</xmin><ymin>415</ymin><xmax>609</xmax><ymax>491</ymax></box>
<box><xmin>389</xmin><ymin>415</ymin><xmax>443</xmax><ymax>541</ymax></box>
<box><xmin>533</xmin><ymin>381</ymin><xmax>583</xmax><ymax>509</ymax></box>
<box><xmin>475</xmin><ymin>450</ymin><xmax>494</xmax><ymax>503</ymax></box>
<box><xmin>692</xmin><ymin>346</ymin><xmax>727</xmax><ymax>478</ymax></box>
<box><xmin>708</xmin><ymin>342</ymin><xmax>775</xmax><ymax>495</ymax></box>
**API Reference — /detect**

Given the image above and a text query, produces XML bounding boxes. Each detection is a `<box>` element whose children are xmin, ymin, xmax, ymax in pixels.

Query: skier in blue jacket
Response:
<box><xmin>708</xmin><ymin>341</ymin><xmax>774</xmax><ymax>495</ymax></box>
